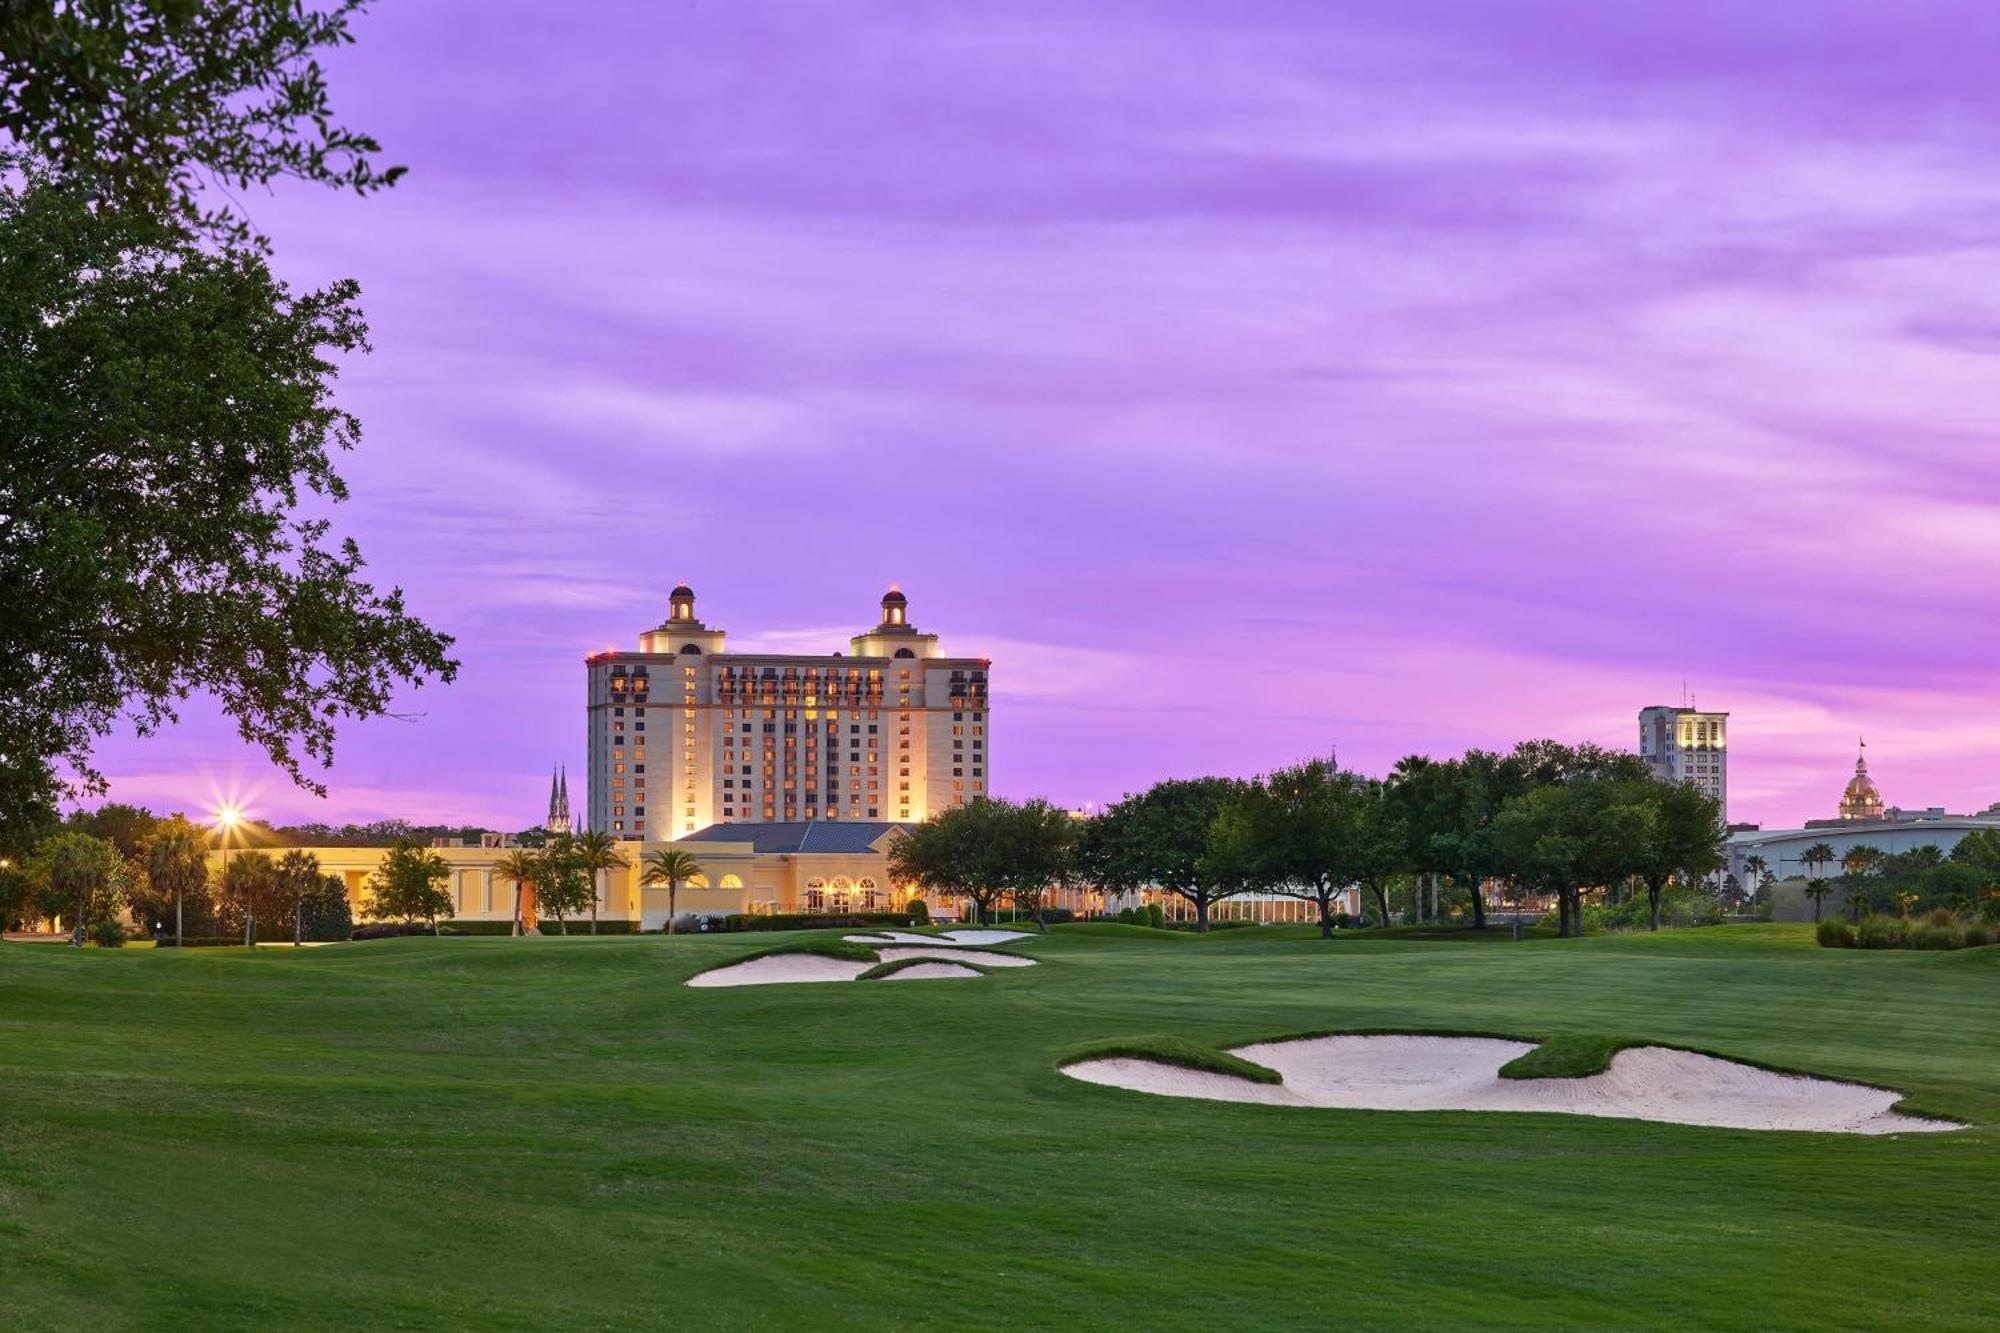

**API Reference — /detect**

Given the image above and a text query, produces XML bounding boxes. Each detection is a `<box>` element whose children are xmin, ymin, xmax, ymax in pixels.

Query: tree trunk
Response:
<box><xmin>1558</xmin><ymin>892</ymin><xmax>1572</xmax><ymax>938</ymax></box>
<box><xmin>590</xmin><ymin>870</ymin><xmax>600</xmax><ymax>934</ymax></box>
<box><xmin>1467</xmin><ymin>878</ymin><xmax>1486</xmax><ymax>930</ymax></box>
<box><xmin>73</xmin><ymin>889</ymin><xmax>84</xmax><ymax>946</ymax></box>
<box><xmin>1318</xmin><ymin>893</ymin><xmax>1334</xmax><ymax>939</ymax></box>
<box><xmin>175</xmin><ymin>891</ymin><xmax>183</xmax><ymax>949</ymax></box>
<box><xmin>1371</xmin><ymin>883</ymin><xmax>1390</xmax><ymax>929</ymax></box>
<box><xmin>295</xmin><ymin>900</ymin><xmax>303</xmax><ymax>946</ymax></box>
<box><xmin>511</xmin><ymin>883</ymin><xmax>523</xmax><ymax>937</ymax></box>
<box><xmin>245</xmin><ymin>901</ymin><xmax>255</xmax><ymax>948</ymax></box>
<box><xmin>667</xmin><ymin>880</ymin><xmax>678</xmax><ymax>934</ymax></box>
<box><xmin>1648</xmin><ymin>878</ymin><xmax>1663</xmax><ymax>932</ymax></box>
<box><xmin>1195</xmin><ymin>896</ymin><xmax>1210</xmax><ymax>933</ymax></box>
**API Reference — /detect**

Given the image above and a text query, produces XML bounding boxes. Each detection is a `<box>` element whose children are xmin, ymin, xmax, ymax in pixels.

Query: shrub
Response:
<box><xmin>88</xmin><ymin>918</ymin><xmax>127</xmax><ymax>948</ymax></box>
<box><xmin>1962</xmin><ymin>922</ymin><xmax>1991</xmax><ymax>948</ymax></box>
<box><xmin>300</xmin><ymin>876</ymin><xmax>354</xmax><ymax>941</ymax></box>
<box><xmin>537</xmin><ymin>920</ymin><xmax>639</xmax><ymax>935</ymax></box>
<box><xmin>1910</xmin><ymin>922</ymin><xmax>1963</xmax><ymax>951</ymax></box>
<box><xmin>717</xmin><ymin>912</ymin><xmax>918</xmax><ymax>933</ymax></box>
<box><xmin>905</xmin><ymin>898</ymin><xmax>929</xmax><ymax>923</ymax></box>
<box><xmin>1856</xmin><ymin>915</ymin><xmax>1907</xmax><ymax>950</ymax></box>
<box><xmin>1816</xmin><ymin>918</ymin><xmax>1857</xmax><ymax>948</ymax></box>
<box><xmin>154</xmin><ymin>936</ymin><xmax>245</xmax><ymax>948</ymax></box>
<box><xmin>351</xmin><ymin>922</ymin><xmax>443</xmax><ymax>940</ymax></box>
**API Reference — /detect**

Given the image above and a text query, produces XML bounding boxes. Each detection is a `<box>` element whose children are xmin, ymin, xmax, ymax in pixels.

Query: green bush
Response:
<box><xmin>1910</xmin><ymin>922</ymin><xmax>1963</xmax><ymax>951</ymax></box>
<box><xmin>536</xmin><ymin>920</ymin><xmax>639</xmax><ymax>935</ymax></box>
<box><xmin>1962</xmin><ymin>922</ymin><xmax>1991</xmax><ymax>948</ymax></box>
<box><xmin>88</xmin><ymin>918</ymin><xmax>127</xmax><ymax>948</ymax></box>
<box><xmin>905</xmin><ymin>898</ymin><xmax>929</xmax><ymax>923</ymax></box>
<box><xmin>1816</xmin><ymin>918</ymin><xmax>1857</xmax><ymax>948</ymax></box>
<box><xmin>1856</xmin><ymin>915</ymin><xmax>1907</xmax><ymax>950</ymax></box>
<box><xmin>718</xmin><ymin>912</ymin><xmax>918</xmax><ymax>933</ymax></box>
<box><xmin>154</xmin><ymin>936</ymin><xmax>243</xmax><ymax>948</ymax></box>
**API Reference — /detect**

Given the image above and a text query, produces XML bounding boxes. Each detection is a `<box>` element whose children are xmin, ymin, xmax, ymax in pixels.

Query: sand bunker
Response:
<box><xmin>875</xmin><ymin>945</ymin><xmax>1036</xmax><ymax>968</ymax></box>
<box><xmin>688</xmin><ymin>944</ymin><xmax>1038</xmax><ymax>988</ymax></box>
<box><xmin>1062</xmin><ymin>1034</ymin><xmax>1958</xmax><ymax>1135</ymax></box>
<box><xmin>877</xmin><ymin>961</ymin><xmax>983</xmax><ymax>980</ymax></box>
<box><xmin>685</xmin><ymin>953</ymin><xmax>870</xmax><ymax>988</ymax></box>
<box><xmin>843</xmin><ymin>929</ymin><xmax>1033</xmax><ymax>947</ymax></box>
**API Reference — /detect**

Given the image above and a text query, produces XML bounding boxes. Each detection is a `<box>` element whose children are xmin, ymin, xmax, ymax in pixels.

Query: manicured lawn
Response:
<box><xmin>1</xmin><ymin>925</ymin><xmax>1995</xmax><ymax>1330</ymax></box>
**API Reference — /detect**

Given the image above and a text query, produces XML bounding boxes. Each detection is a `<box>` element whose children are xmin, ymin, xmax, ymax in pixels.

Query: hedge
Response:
<box><xmin>154</xmin><ymin>936</ymin><xmax>246</xmax><ymax>948</ymax></box>
<box><xmin>536</xmin><ymin>920</ymin><xmax>640</xmax><ymax>935</ymax></box>
<box><xmin>719</xmin><ymin>912</ymin><xmax>919</xmax><ymax>933</ymax></box>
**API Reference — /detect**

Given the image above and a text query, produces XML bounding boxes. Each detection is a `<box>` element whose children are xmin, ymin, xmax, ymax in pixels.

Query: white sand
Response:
<box><xmin>941</xmin><ymin>929</ymin><xmax>1035</xmax><ymax>946</ymax></box>
<box><xmin>685</xmin><ymin>953</ymin><xmax>871</xmax><ymax>987</ymax></box>
<box><xmin>875</xmin><ymin>961</ymin><xmax>983</xmax><ymax>980</ymax></box>
<box><xmin>874</xmin><ymin>946</ymin><xmax>1037</xmax><ymax>969</ymax></box>
<box><xmin>841</xmin><ymin>929</ymin><xmax>1034</xmax><ymax>947</ymax></box>
<box><xmin>1063</xmin><ymin>1034</ymin><xmax>1959</xmax><ymax>1135</ymax></box>
<box><xmin>689</xmin><ymin>945</ymin><xmax>1037</xmax><ymax>987</ymax></box>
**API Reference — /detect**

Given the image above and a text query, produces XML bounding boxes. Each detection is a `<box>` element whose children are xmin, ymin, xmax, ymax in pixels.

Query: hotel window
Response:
<box><xmin>635</xmin><ymin>805</ymin><xmax>646</xmax><ymax>815</ymax></box>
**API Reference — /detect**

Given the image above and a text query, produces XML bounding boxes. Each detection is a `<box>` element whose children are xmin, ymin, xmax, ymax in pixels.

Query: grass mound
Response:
<box><xmin>1498</xmin><ymin>1034</ymin><xmax>1626</xmax><ymax>1080</ymax></box>
<box><xmin>857</xmin><ymin>956</ymin><xmax>991</xmax><ymax>981</ymax></box>
<box><xmin>1058</xmin><ymin>1035</ymin><xmax>1282</xmax><ymax>1085</ymax></box>
<box><xmin>686</xmin><ymin>937</ymin><xmax>881</xmax><ymax>980</ymax></box>
<box><xmin>1046</xmin><ymin>922</ymin><xmax>1194</xmax><ymax>940</ymax></box>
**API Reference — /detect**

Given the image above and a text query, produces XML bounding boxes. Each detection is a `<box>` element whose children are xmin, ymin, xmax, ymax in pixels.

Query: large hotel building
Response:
<box><xmin>585</xmin><ymin>586</ymin><xmax>991</xmax><ymax>839</ymax></box>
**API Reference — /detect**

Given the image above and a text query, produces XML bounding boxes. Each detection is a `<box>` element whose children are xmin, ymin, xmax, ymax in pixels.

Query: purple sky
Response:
<box><xmin>90</xmin><ymin>1</ymin><xmax>2000</xmax><ymax>831</ymax></box>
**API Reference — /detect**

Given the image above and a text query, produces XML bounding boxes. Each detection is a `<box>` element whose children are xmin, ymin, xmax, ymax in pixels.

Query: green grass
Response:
<box><xmin>1057</xmin><ymin>1034</ymin><xmax>1282</xmax><ymax>1083</ymax></box>
<box><xmin>2</xmin><ymin>923</ymin><xmax>1997</xmax><ymax>1330</ymax></box>
<box><xmin>855</xmin><ymin>955</ymin><xmax>992</xmax><ymax>981</ymax></box>
<box><xmin>1498</xmin><ymin>1032</ymin><xmax>1626</xmax><ymax>1079</ymax></box>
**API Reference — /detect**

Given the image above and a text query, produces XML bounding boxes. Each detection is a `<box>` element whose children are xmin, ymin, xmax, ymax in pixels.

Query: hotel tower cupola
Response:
<box><xmin>668</xmin><ymin>584</ymin><xmax>698</xmax><ymax>624</ymax></box>
<box><xmin>879</xmin><ymin>587</ymin><xmax>909</xmax><ymax>629</ymax></box>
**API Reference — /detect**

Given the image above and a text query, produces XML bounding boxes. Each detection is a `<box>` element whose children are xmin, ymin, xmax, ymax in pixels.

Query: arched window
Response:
<box><xmin>893</xmin><ymin>647</ymin><xmax>915</xmax><ymax>658</ymax></box>
<box><xmin>720</xmin><ymin>873</ymin><xmax>743</xmax><ymax>889</ymax></box>
<box><xmin>857</xmin><ymin>877</ymin><xmax>879</xmax><ymax>910</ymax></box>
<box><xmin>687</xmin><ymin>873</ymin><xmax>709</xmax><ymax>889</ymax></box>
<box><xmin>679</xmin><ymin>644</ymin><xmax>702</xmax><ymax>655</ymax></box>
<box><xmin>804</xmin><ymin>878</ymin><xmax>826</xmax><ymax>913</ymax></box>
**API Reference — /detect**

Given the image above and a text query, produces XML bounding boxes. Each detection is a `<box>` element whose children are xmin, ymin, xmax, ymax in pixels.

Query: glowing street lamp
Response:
<box><xmin>214</xmin><ymin>805</ymin><xmax>247</xmax><ymax>946</ymax></box>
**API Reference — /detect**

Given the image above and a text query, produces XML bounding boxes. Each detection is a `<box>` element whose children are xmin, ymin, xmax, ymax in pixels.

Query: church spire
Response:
<box><xmin>546</xmin><ymin>763</ymin><xmax>572</xmax><ymax>833</ymax></box>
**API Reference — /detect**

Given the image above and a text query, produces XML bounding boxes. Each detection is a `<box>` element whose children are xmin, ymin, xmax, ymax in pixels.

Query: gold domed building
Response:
<box><xmin>1838</xmin><ymin>744</ymin><xmax>1885</xmax><ymax>821</ymax></box>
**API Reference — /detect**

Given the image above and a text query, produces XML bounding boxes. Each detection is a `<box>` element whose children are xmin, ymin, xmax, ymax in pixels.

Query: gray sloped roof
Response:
<box><xmin>678</xmin><ymin>820</ymin><xmax>909</xmax><ymax>854</ymax></box>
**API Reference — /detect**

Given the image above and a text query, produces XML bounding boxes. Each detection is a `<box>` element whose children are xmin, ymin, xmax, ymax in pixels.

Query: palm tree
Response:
<box><xmin>1801</xmin><ymin>842</ymin><xmax>1836</xmax><ymax>880</ymax></box>
<box><xmin>145</xmin><ymin>816</ymin><xmax>208</xmax><ymax>948</ymax></box>
<box><xmin>573</xmin><ymin>830</ymin><xmax>627</xmax><ymax>935</ymax></box>
<box><xmin>1803</xmin><ymin>877</ymin><xmax>1832</xmax><ymax>922</ymax></box>
<box><xmin>1742</xmin><ymin>854</ymin><xmax>1768</xmax><ymax>899</ymax></box>
<box><xmin>640</xmin><ymin>848</ymin><xmax>705</xmax><ymax>934</ymax></box>
<box><xmin>493</xmin><ymin>849</ymin><xmax>542</xmax><ymax>937</ymax></box>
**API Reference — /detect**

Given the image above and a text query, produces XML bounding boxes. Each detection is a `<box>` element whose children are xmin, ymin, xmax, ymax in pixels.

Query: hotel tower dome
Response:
<box><xmin>1839</xmin><ymin>744</ymin><xmax>1885</xmax><ymax>821</ymax></box>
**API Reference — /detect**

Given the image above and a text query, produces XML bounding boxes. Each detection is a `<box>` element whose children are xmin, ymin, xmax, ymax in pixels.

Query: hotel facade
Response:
<box><xmin>584</xmin><ymin>586</ymin><xmax>991</xmax><ymax>840</ymax></box>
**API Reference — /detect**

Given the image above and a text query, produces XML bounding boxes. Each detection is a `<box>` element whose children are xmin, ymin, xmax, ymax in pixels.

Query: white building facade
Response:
<box><xmin>1639</xmin><ymin>705</ymin><xmax>1728</xmax><ymax>822</ymax></box>
<box><xmin>586</xmin><ymin>586</ymin><xmax>991</xmax><ymax>840</ymax></box>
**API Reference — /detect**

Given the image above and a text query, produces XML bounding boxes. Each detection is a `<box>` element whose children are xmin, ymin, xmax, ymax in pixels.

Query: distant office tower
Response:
<box><xmin>585</xmin><ymin>586</ymin><xmax>991</xmax><ymax>840</ymax></box>
<box><xmin>1639</xmin><ymin>705</ymin><xmax>1728</xmax><ymax>821</ymax></box>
